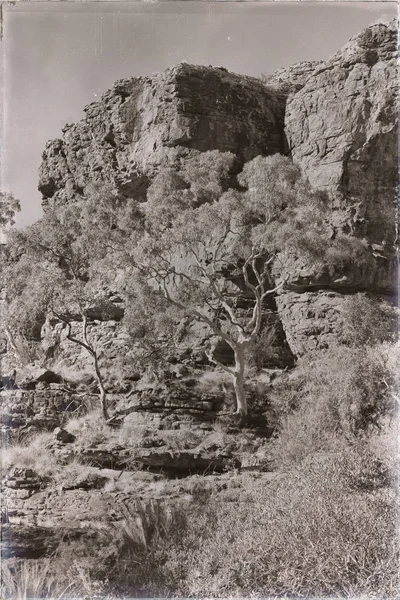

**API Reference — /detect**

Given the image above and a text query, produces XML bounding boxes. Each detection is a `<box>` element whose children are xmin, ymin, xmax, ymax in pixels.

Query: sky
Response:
<box><xmin>2</xmin><ymin>1</ymin><xmax>397</xmax><ymax>227</ymax></box>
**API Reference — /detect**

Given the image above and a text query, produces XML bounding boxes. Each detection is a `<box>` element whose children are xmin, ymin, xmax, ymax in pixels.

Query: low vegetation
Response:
<box><xmin>2</xmin><ymin>428</ymin><xmax>397</xmax><ymax>599</ymax></box>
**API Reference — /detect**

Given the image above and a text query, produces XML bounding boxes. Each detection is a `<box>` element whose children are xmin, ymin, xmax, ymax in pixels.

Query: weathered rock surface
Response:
<box><xmin>39</xmin><ymin>64</ymin><xmax>286</xmax><ymax>208</ymax></box>
<box><xmin>0</xmin><ymin>386</ymin><xmax>93</xmax><ymax>443</ymax></box>
<box><xmin>286</xmin><ymin>21</ymin><xmax>398</xmax><ymax>217</ymax></box>
<box><xmin>35</xmin><ymin>22</ymin><xmax>399</xmax><ymax>362</ymax></box>
<box><xmin>273</xmin><ymin>20</ymin><xmax>398</xmax><ymax>354</ymax></box>
<box><xmin>265</xmin><ymin>60</ymin><xmax>323</xmax><ymax>94</ymax></box>
<box><xmin>285</xmin><ymin>22</ymin><xmax>398</xmax><ymax>265</ymax></box>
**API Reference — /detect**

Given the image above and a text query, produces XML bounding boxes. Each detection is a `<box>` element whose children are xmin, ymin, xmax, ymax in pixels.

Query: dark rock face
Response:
<box><xmin>53</xmin><ymin>427</ymin><xmax>76</xmax><ymax>444</ymax></box>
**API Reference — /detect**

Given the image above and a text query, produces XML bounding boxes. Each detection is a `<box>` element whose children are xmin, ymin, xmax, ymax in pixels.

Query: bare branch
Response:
<box><xmin>189</xmin><ymin>247</ymin><xmax>245</xmax><ymax>334</ymax></box>
<box><xmin>51</xmin><ymin>310</ymin><xmax>94</xmax><ymax>356</ymax></box>
<box><xmin>261</xmin><ymin>278</ymin><xmax>286</xmax><ymax>300</ymax></box>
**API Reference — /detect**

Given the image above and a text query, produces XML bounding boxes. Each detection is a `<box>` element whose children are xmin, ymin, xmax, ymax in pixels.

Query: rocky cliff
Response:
<box><xmin>39</xmin><ymin>64</ymin><xmax>286</xmax><ymax>207</ymax></box>
<box><xmin>278</xmin><ymin>20</ymin><xmax>398</xmax><ymax>354</ymax></box>
<box><xmin>37</xmin><ymin>20</ymin><xmax>398</xmax><ymax>360</ymax></box>
<box><xmin>2</xmin><ymin>21</ymin><xmax>399</xmax><ymax>561</ymax></box>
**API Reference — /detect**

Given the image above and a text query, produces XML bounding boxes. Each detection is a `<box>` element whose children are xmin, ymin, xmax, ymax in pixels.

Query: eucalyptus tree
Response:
<box><xmin>131</xmin><ymin>154</ymin><xmax>331</xmax><ymax>417</ymax></box>
<box><xmin>1</xmin><ymin>193</ymin><xmax>136</xmax><ymax>420</ymax></box>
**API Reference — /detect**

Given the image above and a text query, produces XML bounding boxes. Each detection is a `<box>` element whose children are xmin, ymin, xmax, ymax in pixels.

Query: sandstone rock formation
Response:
<box><xmin>39</xmin><ymin>64</ymin><xmax>286</xmax><ymax>208</ymax></box>
<box><xmin>36</xmin><ymin>21</ymin><xmax>398</xmax><ymax>361</ymax></box>
<box><xmin>274</xmin><ymin>21</ymin><xmax>398</xmax><ymax>353</ymax></box>
<box><xmin>2</xmin><ymin>20</ymin><xmax>398</xmax><ymax>563</ymax></box>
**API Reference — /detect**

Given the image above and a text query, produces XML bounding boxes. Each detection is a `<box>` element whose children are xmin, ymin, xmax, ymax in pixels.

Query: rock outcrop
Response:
<box><xmin>1</xmin><ymin>386</ymin><xmax>91</xmax><ymax>443</ymax></box>
<box><xmin>36</xmin><ymin>22</ymin><xmax>398</xmax><ymax>360</ymax></box>
<box><xmin>2</xmin><ymin>19</ymin><xmax>398</xmax><ymax>566</ymax></box>
<box><xmin>274</xmin><ymin>21</ymin><xmax>398</xmax><ymax>353</ymax></box>
<box><xmin>39</xmin><ymin>64</ymin><xmax>286</xmax><ymax>208</ymax></box>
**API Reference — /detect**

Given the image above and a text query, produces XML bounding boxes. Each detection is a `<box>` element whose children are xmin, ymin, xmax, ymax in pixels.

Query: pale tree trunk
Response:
<box><xmin>93</xmin><ymin>351</ymin><xmax>109</xmax><ymax>420</ymax></box>
<box><xmin>232</xmin><ymin>342</ymin><xmax>248</xmax><ymax>417</ymax></box>
<box><xmin>59</xmin><ymin>313</ymin><xmax>110</xmax><ymax>421</ymax></box>
<box><xmin>82</xmin><ymin>317</ymin><xmax>109</xmax><ymax>421</ymax></box>
<box><xmin>4</xmin><ymin>327</ymin><xmax>21</xmax><ymax>363</ymax></box>
<box><xmin>160</xmin><ymin>245</ymin><xmax>284</xmax><ymax>421</ymax></box>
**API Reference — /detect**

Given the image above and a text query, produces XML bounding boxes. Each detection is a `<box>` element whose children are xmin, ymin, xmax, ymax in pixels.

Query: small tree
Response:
<box><xmin>2</xmin><ymin>204</ymin><xmax>115</xmax><ymax>420</ymax></box>
<box><xmin>131</xmin><ymin>154</ymin><xmax>330</xmax><ymax>417</ymax></box>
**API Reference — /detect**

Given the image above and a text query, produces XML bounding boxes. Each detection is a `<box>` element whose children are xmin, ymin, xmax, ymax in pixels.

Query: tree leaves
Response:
<box><xmin>0</xmin><ymin>191</ymin><xmax>20</xmax><ymax>228</ymax></box>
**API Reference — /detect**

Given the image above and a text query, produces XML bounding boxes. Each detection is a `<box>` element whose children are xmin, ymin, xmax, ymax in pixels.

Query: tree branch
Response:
<box><xmin>51</xmin><ymin>310</ymin><xmax>94</xmax><ymax>356</ymax></box>
<box><xmin>205</xmin><ymin>349</ymin><xmax>235</xmax><ymax>376</ymax></box>
<box><xmin>190</xmin><ymin>247</ymin><xmax>245</xmax><ymax>334</ymax></box>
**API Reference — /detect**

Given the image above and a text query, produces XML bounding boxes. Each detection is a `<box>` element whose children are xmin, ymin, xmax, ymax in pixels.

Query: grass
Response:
<box><xmin>167</xmin><ymin>443</ymin><xmax>399</xmax><ymax>598</ymax></box>
<box><xmin>1</xmin><ymin>421</ymin><xmax>111</xmax><ymax>490</ymax></box>
<box><xmin>1</xmin><ymin>559</ymin><xmax>84</xmax><ymax>600</ymax></box>
<box><xmin>4</xmin><ymin>433</ymin><xmax>395</xmax><ymax>599</ymax></box>
<box><xmin>1</xmin><ymin>431</ymin><xmax>59</xmax><ymax>479</ymax></box>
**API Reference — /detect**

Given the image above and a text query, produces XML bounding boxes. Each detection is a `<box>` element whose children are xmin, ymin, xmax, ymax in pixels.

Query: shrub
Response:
<box><xmin>270</xmin><ymin>345</ymin><xmax>396</xmax><ymax>468</ymax></box>
<box><xmin>324</xmin><ymin>234</ymin><xmax>374</xmax><ymax>277</ymax></box>
<box><xmin>245</xmin><ymin>318</ymin><xmax>283</xmax><ymax>370</ymax></box>
<box><xmin>90</xmin><ymin>498</ymin><xmax>190</xmax><ymax>597</ymax></box>
<box><xmin>0</xmin><ymin>553</ymin><xmax>107</xmax><ymax>599</ymax></box>
<box><xmin>340</xmin><ymin>293</ymin><xmax>398</xmax><ymax>347</ymax></box>
<box><xmin>66</xmin><ymin>409</ymin><xmax>113</xmax><ymax>448</ymax></box>
<box><xmin>174</xmin><ymin>446</ymin><xmax>399</xmax><ymax>598</ymax></box>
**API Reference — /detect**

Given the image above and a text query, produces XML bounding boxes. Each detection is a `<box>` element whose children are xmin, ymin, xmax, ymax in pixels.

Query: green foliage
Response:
<box><xmin>2</xmin><ymin>208</ymin><xmax>90</xmax><ymax>342</ymax></box>
<box><xmin>132</xmin><ymin>154</ymin><xmax>331</xmax><ymax>344</ymax></box>
<box><xmin>145</xmin><ymin>150</ymin><xmax>236</xmax><ymax>230</ymax></box>
<box><xmin>2</xmin><ymin>198</ymin><xmax>128</xmax><ymax>416</ymax></box>
<box><xmin>3</xmin><ymin>252</ymin><xmax>62</xmax><ymax>340</ymax></box>
<box><xmin>237</xmin><ymin>154</ymin><xmax>329</xmax><ymax>257</ymax></box>
<box><xmin>324</xmin><ymin>233</ymin><xmax>376</xmax><ymax>277</ymax></box>
<box><xmin>181</xmin><ymin>149</ymin><xmax>237</xmax><ymax>204</ymax></box>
